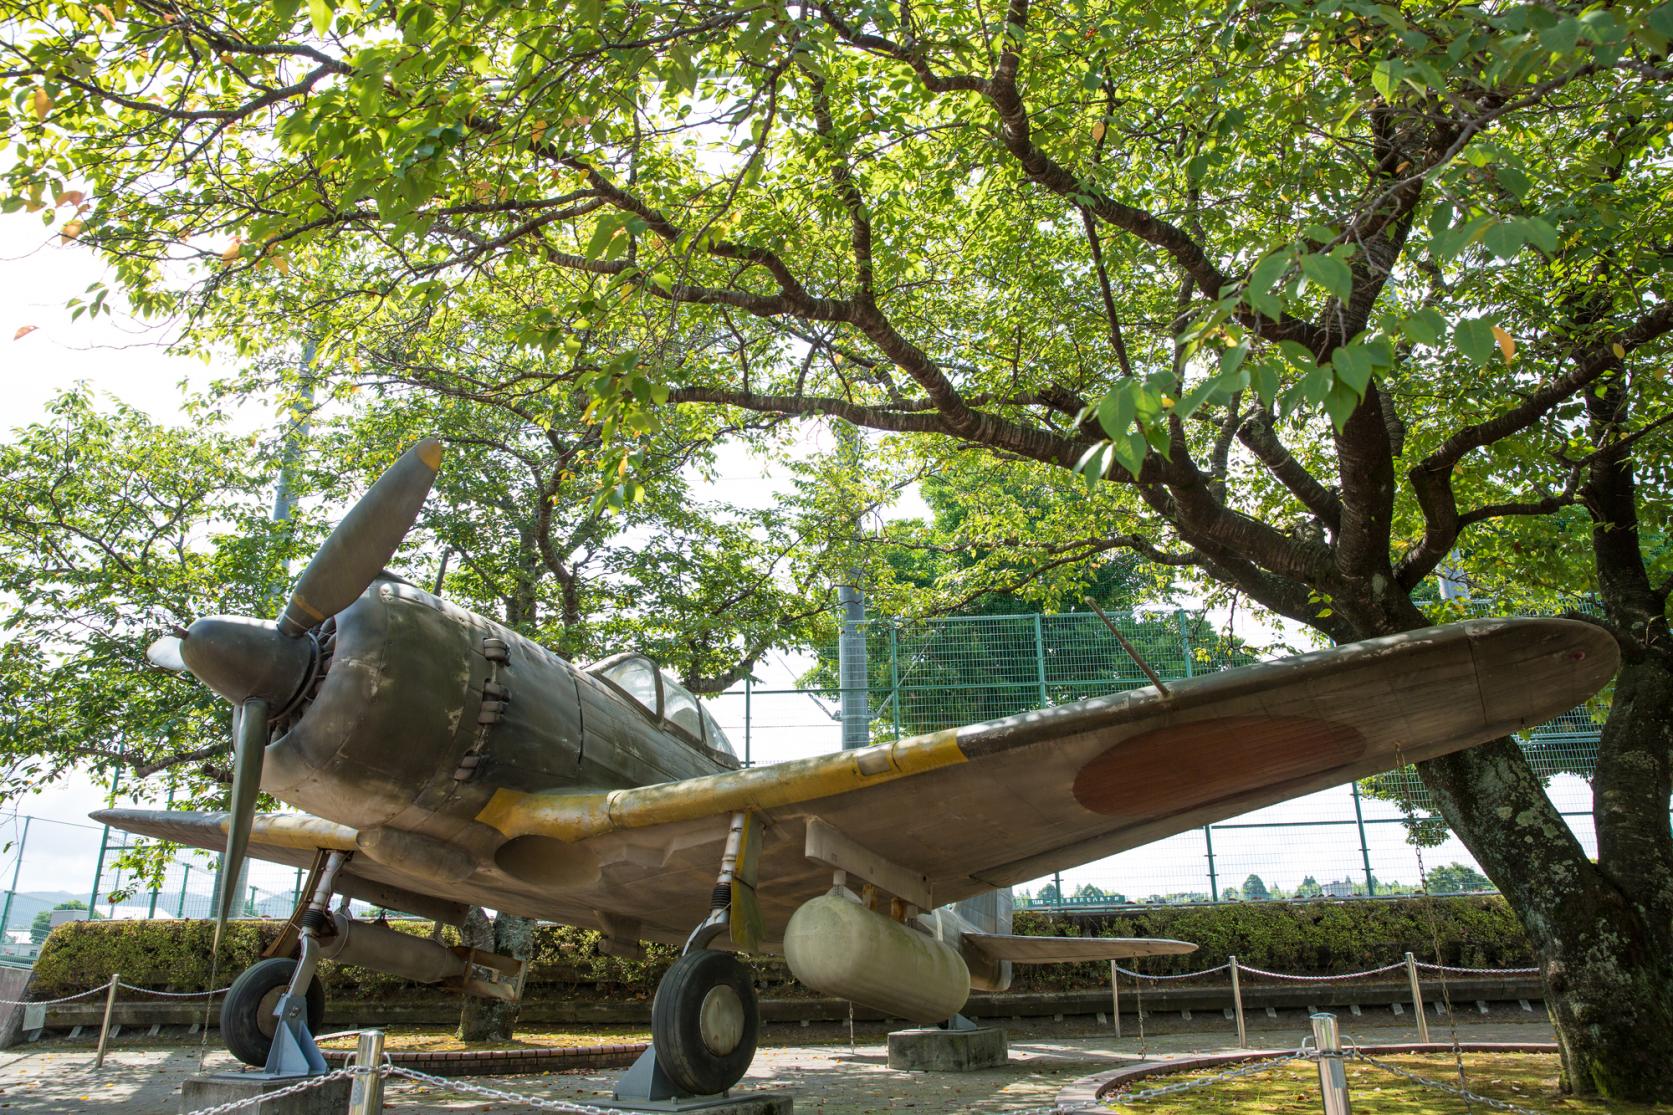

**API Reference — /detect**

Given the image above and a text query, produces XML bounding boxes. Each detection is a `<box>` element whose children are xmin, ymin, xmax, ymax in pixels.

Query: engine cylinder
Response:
<box><xmin>783</xmin><ymin>893</ymin><xmax>969</xmax><ymax>1024</ymax></box>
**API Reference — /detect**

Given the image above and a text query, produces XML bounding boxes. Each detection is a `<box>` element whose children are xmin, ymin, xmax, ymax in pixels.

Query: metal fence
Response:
<box><xmin>35</xmin><ymin>607</ymin><xmax>1605</xmax><ymax>949</ymax></box>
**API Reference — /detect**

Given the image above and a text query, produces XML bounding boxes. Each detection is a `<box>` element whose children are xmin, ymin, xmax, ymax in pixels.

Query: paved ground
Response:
<box><xmin>0</xmin><ymin>1013</ymin><xmax>1555</xmax><ymax>1113</ymax></box>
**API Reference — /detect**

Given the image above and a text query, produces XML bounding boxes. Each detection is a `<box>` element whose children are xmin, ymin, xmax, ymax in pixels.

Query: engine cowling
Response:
<box><xmin>783</xmin><ymin>893</ymin><xmax>969</xmax><ymax>1024</ymax></box>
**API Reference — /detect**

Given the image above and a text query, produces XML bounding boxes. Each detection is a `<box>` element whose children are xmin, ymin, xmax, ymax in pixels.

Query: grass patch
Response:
<box><xmin>1107</xmin><ymin>1053</ymin><xmax>1662</xmax><ymax>1112</ymax></box>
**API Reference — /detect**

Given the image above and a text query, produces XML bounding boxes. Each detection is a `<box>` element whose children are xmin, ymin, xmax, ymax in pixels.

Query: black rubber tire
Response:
<box><xmin>220</xmin><ymin>956</ymin><xmax>326</xmax><ymax>1068</ymax></box>
<box><xmin>650</xmin><ymin>949</ymin><xmax>759</xmax><ymax>1096</ymax></box>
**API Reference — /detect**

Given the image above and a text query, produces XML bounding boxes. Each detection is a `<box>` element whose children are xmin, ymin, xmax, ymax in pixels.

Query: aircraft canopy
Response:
<box><xmin>590</xmin><ymin>653</ymin><xmax>736</xmax><ymax>758</ymax></box>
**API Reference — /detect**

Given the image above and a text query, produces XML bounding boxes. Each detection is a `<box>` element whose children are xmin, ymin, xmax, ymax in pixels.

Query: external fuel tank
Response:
<box><xmin>783</xmin><ymin>893</ymin><xmax>970</xmax><ymax>1024</ymax></box>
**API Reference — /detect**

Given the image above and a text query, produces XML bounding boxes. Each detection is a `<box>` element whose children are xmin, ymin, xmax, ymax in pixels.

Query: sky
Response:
<box><xmin>0</xmin><ymin>208</ymin><xmax>1556</xmax><ymax>917</ymax></box>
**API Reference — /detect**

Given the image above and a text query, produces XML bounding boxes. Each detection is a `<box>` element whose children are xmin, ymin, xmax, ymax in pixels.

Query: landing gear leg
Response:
<box><xmin>222</xmin><ymin>851</ymin><xmax>346</xmax><ymax>1075</ymax></box>
<box><xmin>614</xmin><ymin>814</ymin><xmax>763</xmax><ymax>1103</ymax></box>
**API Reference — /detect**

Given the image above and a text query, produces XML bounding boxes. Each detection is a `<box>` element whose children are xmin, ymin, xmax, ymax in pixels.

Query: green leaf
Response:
<box><xmin>1323</xmin><ymin>382</ymin><xmax>1360</xmax><ymax>432</ymax></box>
<box><xmin>1403</xmin><ymin>307</ymin><xmax>1446</xmax><ymax>346</ymax></box>
<box><xmin>1517</xmin><ymin>217</ymin><xmax>1559</xmax><ymax>255</ymax></box>
<box><xmin>1651</xmin><ymin>3</ymin><xmax>1673</xmax><ymax>38</ymax></box>
<box><xmin>1299</xmin><ymin>253</ymin><xmax>1353</xmax><ymax>301</ymax></box>
<box><xmin>1482</xmin><ymin>220</ymin><xmax>1524</xmax><ymax>261</ymax></box>
<box><xmin>1371</xmin><ymin>60</ymin><xmax>1400</xmax><ymax>99</ymax></box>
<box><xmin>273</xmin><ymin>0</ymin><xmax>303</xmax><ymax>21</ymax></box>
<box><xmin>307</xmin><ymin>0</ymin><xmax>332</xmax><ymax>36</ymax></box>
<box><xmin>1330</xmin><ymin>342</ymin><xmax>1374</xmax><ymax>394</ymax></box>
<box><xmin>1095</xmin><ymin>385</ymin><xmax>1135</xmax><ymax>440</ymax></box>
<box><xmin>1539</xmin><ymin>18</ymin><xmax>1581</xmax><ymax>54</ymax></box>
<box><xmin>1455</xmin><ymin>318</ymin><xmax>1498</xmax><ymax>366</ymax></box>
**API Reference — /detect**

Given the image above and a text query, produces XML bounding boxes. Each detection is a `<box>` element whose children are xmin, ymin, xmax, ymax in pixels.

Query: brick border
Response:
<box><xmin>322</xmin><ymin>1041</ymin><xmax>646</xmax><ymax>1077</ymax></box>
<box><xmin>1055</xmin><ymin>1041</ymin><xmax>1560</xmax><ymax>1107</ymax></box>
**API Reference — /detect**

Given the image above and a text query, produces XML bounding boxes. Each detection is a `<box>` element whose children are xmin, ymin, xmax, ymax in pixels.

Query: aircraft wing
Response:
<box><xmin>85</xmin><ymin>809</ymin><xmax>475</xmax><ymax>927</ymax></box>
<box><xmin>475</xmin><ymin>617</ymin><xmax>1614</xmax><ymax>942</ymax></box>
<box><xmin>98</xmin><ymin>619</ymin><xmax>1614</xmax><ymax>951</ymax></box>
<box><xmin>963</xmin><ymin>933</ymin><xmax>1196</xmax><ymax>964</ymax></box>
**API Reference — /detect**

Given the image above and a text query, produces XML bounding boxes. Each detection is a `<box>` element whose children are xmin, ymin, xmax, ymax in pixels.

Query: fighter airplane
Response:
<box><xmin>99</xmin><ymin>439</ymin><xmax>1619</xmax><ymax>1097</ymax></box>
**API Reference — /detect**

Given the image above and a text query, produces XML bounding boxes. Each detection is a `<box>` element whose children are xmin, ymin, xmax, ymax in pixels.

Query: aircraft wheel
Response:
<box><xmin>220</xmin><ymin>957</ymin><xmax>325</xmax><ymax>1068</ymax></box>
<box><xmin>651</xmin><ymin>948</ymin><xmax>759</xmax><ymax>1096</ymax></box>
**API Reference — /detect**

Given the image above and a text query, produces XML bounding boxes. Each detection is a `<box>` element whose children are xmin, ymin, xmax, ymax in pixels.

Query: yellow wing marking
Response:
<box><xmin>218</xmin><ymin>813</ymin><xmax>359</xmax><ymax>852</ymax></box>
<box><xmin>475</xmin><ymin>730</ymin><xmax>967</xmax><ymax>842</ymax></box>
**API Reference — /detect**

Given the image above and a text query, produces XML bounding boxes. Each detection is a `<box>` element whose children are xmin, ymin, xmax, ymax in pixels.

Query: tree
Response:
<box><xmin>0</xmin><ymin>390</ymin><xmax>300</xmax><ymax>819</ymax></box>
<box><xmin>7</xmin><ymin>0</ymin><xmax>1673</xmax><ymax>1096</ymax></box>
<box><xmin>1240</xmin><ymin>874</ymin><xmax>1270</xmax><ymax>902</ymax></box>
<box><xmin>1427</xmin><ymin>862</ymin><xmax>1493</xmax><ymax>895</ymax></box>
<box><xmin>31</xmin><ymin>900</ymin><xmax>99</xmax><ymax>946</ymax></box>
<box><xmin>1295</xmin><ymin>875</ymin><xmax>1322</xmax><ymax>899</ymax></box>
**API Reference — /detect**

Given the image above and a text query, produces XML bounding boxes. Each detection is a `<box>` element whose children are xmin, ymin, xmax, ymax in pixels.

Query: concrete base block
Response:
<box><xmin>887</xmin><ymin>1026</ymin><xmax>1008</xmax><ymax>1072</ymax></box>
<box><xmin>180</xmin><ymin>1072</ymin><xmax>352</xmax><ymax>1114</ymax></box>
<box><xmin>593</xmin><ymin>1092</ymin><xmax>793</xmax><ymax>1113</ymax></box>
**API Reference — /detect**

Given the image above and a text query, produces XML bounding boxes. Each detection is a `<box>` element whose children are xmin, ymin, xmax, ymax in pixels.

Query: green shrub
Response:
<box><xmin>29</xmin><ymin>896</ymin><xmax>1533</xmax><ymax>1002</ymax></box>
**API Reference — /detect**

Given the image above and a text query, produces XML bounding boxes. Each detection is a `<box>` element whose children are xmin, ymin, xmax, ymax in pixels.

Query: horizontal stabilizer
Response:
<box><xmin>963</xmin><ymin>933</ymin><xmax>1196</xmax><ymax>964</ymax></box>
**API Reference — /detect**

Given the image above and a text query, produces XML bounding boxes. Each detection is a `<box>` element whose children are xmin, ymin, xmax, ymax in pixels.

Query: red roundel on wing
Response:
<box><xmin>1072</xmin><ymin>715</ymin><xmax>1367</xmax><ymax>819</ymax></box>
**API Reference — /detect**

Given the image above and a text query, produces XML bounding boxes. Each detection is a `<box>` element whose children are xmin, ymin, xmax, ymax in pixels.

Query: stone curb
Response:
<box><xmin>1054</xmin><ymin>1041</ymin><xmax>1561</xmax><ymax>1107</ymax></box>
<box><xmin>322</xmin><ymin>1041</ymin><xmax>647</xmax><ymax>1077</ymax></box>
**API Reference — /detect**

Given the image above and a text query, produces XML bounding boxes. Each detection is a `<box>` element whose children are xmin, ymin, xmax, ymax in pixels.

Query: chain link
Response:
<box><xmin>1415</xmin><ymin>962</ymin><xmax>1538</xmax><ymax>976</ymax></box>
<box><xmin>1233</xmin><ymin>961</ymin><xmax>1406</xmax><ymax>982</ymax></box>
<box><xmin>1349</xmin><ymin>1048</ymin><xmax>1553</xmax><ymax>1115</ymax></box>
<box><xmin>387</xmin><ymin>1064</ymin><xmax>628</xmax><ymax>1113</ymax></box>
<box><xmin>1111</xmin><ymin>962</ymin><xmax>1229</xmax><ymax>980</ymax></box>
<box><xmin>177</xmin><ymin>1064</ymin><xmax>375</xmax><ymax>1115</ymax></box>
<box><xmin>118</xmin><ymin>982</ymin><xmax>231</xmax><ymax>997</ymax></box>
<box><xmin>0</xmin><ymin>986</ymin><xmax>108</xmax><ymax>1006</ymax></box>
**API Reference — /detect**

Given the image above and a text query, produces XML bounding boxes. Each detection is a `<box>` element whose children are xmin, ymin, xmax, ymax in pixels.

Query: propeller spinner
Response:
<box><xmin>151</xmin><ymin>439</ymin><xmax>442</xmax><ymax>943</ymax></box>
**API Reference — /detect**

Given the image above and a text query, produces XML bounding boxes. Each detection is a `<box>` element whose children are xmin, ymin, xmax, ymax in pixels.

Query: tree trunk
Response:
<box><xmin>456</xmin><ymin>908</ymin><xmax>536</xmax><ymax>1043</ymax></box>
<box><xmin>1365</xmin><ymin>590</ymin><xmax>1673</xmax><ymax>1100</ymax></box>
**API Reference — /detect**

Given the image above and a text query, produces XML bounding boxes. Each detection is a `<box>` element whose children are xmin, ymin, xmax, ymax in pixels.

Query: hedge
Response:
<box><xmin>29</xmin><ymin>896</ymin><xmax>1534</xmax><ymax>1002</ymax></box>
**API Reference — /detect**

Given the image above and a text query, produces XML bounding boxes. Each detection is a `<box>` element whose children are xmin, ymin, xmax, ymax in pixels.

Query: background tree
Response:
<box><xmin>7</xmin><ymin>0</ymin><xmax>1673</xmax><ymax>1095</ymax></box>
<box><xmin>1240</xmin><ymin>874</ymin><xmax>1271</xmax><ymax>902</ymax></box>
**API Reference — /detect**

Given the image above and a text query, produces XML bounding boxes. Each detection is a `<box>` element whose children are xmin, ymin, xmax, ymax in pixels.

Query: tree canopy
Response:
<box><xmin>6</xmin><ymin>0</ymin><xmax>1673</xmax><ymax>1096</ymax></box>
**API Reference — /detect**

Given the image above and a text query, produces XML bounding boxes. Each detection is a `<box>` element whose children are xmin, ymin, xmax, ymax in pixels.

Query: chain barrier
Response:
<box><xmin>1416</xmin><ymin>961</ymin><xmax>1538</xmax><ymax>976</ymax></box>
<box><xmin>177</xmin><ymin>1064</ymin><xmax>375</xmax><ymax>1115</ymax></box>
<box><xmin>0</xmin><ymin>986</ymin><xmax>107</xmax><ymax>1006</ymax></box>
<box><xmin>117</xmin><ymin>982</ymin><xmax>231</xmax><ymax>997</ymax></box>
<box><xmin>1233</xmin><ymin>960</ymin><xmax>1407</xmax><ymax>982</ymax></box>
<box><xmin>1111</xmin><ymin>962</ymin><xmax>1229</xmax><ymax>980</ymax></box>
<box><xmin>1349</xmin><ymin>1047</ymin><xmax>1552</xmax><ymax>1115</ymax></box>
<box><xmin>387</xmin><ymin>1064</ymin><xmax>636</xmax><ymax>1114</ymax></box>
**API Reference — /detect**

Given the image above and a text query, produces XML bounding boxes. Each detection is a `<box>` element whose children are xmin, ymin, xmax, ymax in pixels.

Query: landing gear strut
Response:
<box><xmin>222</xmin><ymin>851</ymin><xmax>346</xmax><ymax>1074</ymax></box>
<box><xmin>615</xmin><ymin>813</ymin><xmax>764</xmax><ymax>1103</ymax></box>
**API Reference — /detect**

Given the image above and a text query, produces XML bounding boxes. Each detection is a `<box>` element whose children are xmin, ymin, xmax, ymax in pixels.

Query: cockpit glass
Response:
<box><xmin>598</xmin><ymin>656</ymin><xmax>660</xmax><ymax>716</ymax></box>
<box><xmin>701</xmin><ymin>708</ymin><xmax>736</xmax><ymax>758</ymax></box>
<box><xmin>661</xmin><ymin>680</ymin><xmax>703</xmax><ymax>741</ymax></box>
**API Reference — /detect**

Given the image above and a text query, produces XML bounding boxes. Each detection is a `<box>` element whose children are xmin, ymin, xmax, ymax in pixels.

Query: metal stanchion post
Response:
<box><xmin>1109</xmin><ymin>961</ymin><xmax>1121</xmax><ymax>1038</ymax></box>
<box><xmin>347</xmin><ymin>1029</ymin><xmax>386</xmax><ymax>1115</ymax></box>
<box><xmin>1229</xmin><ymin>955</ymin><xmax>1247</xmax><ymax>1047</ymax></box>
<box><xmin>1310</xmin><ymin>1012</ymin><xmax>1352</xmax><ymax>1115</ymax></box>
<box><xmin>94</xmin><ymin>972</ymin><xmax>119</xmax><ymax>1069</ymax></box>
<box><xmin>1404</xmin><ymin>952</ymin><xmax>1430</xmax><ymax>1043</ymax></box>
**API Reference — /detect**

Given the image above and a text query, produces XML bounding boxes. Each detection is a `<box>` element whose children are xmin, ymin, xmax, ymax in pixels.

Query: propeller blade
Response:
<box><xmin>213</xmin><ymin>696</ymin><xmax>269</xmax><ymax>949</ymax></box>
<box><xmin>145</xmin><ymin>635</ymin><xmax>189</xmax><ymax>674</ymax></box>
<box><xmin>278</xmin><ymin>438</ymin><xmax>442</xmax><ymax>637</ymax></box>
